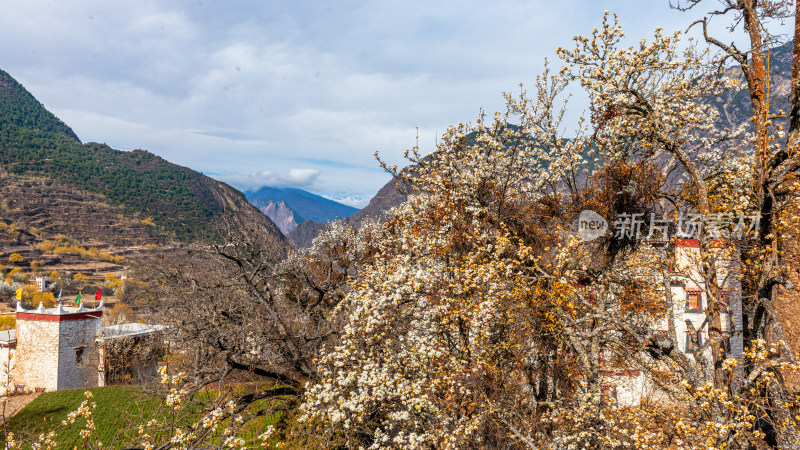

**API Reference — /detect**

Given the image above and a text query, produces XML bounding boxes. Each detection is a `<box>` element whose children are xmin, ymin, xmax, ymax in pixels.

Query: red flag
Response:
<box><xmin>94</xmin><ymin>289</ymin><xmax>102</xmax><ymax>301</ymax></box>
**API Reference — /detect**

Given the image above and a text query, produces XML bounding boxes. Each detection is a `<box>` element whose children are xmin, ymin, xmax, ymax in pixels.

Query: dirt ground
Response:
<box><xmin>0</xmin><ymin>393</ymin><xmax>39</xmax><ymax>423</ymax></box>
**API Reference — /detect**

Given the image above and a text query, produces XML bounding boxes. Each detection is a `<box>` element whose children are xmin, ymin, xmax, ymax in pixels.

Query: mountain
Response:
<box><xmin>0</xmin><ymin>70</ymin><xmax>80</xmax><ymax>142</ymax></box>
<box><xmin>286</xmin><ymin>220</ymin><xmax>329</xmax><ymax>248</ymax></box>
<box><xmin>345</xmin><ymin>176</ymin><xmax>409</xmax><ymax>227</ymax></box>
<box><xmin>288</xmin><ymin>43</ymin><xmax>799</xmax><ymax>249</ymax></box>
<box><xmin>0</xmin><ymin>68</ymin><xmax>284</xmax><ymax>246</ymax></box>
<box><xmin>708</xmin><ymin>41</ymin><xmax>792</xmax><ymax>133</ymax></box>
<box><xmin>252</xmin><ymin>200</ymin><xmax>304</xmax><ymax>235</ymax></box>
<box><xmin>245</xmin><ymin>187</ymin><xmax>359</xmax><ymax>235</ymax></box>
<box><xmin>287</xmin><ymin>175</ymin><xmax>410</xmax><ymax>248</ymax></box>
<box><xmin>0</xmin><ymin>167</ymin><xmax>168</xmax><ymax>284</ymax></box>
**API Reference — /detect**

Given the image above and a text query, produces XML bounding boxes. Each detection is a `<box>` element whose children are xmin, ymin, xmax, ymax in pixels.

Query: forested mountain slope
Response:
<box><xmin>0</xmin><ymin>69</ymin><xmax>283</xmax><ymax>245</ymax></box>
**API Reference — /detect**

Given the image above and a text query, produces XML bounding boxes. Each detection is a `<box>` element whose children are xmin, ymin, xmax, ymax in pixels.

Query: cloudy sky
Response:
<box><xmin>0</xmin><ymin>1</ymin><xmax>788</xmax><ymax>207</ymax></box>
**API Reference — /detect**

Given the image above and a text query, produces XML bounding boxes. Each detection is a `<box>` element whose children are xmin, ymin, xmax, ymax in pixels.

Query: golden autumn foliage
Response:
<box><xmin>16</xmin><ymin>286</ymin><xmax>56</xmax><ymax>308</ymax></box>
<box><xmin>0</xmin><ymin>221</ymin><xmax>19</xmax><ymax>237</ymax></box>
<box><xmin>72</xmin><ymin>273</ymin><xmax>88</xmax><ymax>283</ymax></box>
<box><xmin>4</xmin><ymin>268</ymin><xmax>25</xmax><ymax>285</ymax></box>
<box><xmin>103</xmin><ymin>302</ymin><xmax>137</xmax><ymax>325</ymax></box>
<box><xmin>37</xmin><ymin>235</ymin><xmax>123</xmax><ymax>264</ymax></box>
<box><xmin>0</xmin><ymin>315</ymin><xmax>15</xmax><ymax>331</ymax></box>
<box><xmin>104</xmin><ymin>273</ymin><xmax>123</xmax><ymax>290</ymax></box>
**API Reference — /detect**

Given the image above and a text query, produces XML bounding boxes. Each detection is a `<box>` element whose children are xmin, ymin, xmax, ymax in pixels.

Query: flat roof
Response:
<box><xmin>97</xmin><ymin>323</ymin><xmax>166</xmax><ymax>340</ymax></box>
<box><xmin>0</xmin><ymin>329</ymin><xmax>15</xmax><ymax>344</ymax></box>
<box><xmin>16</xmin><ymin>302</ymin><xmax>104</xmax><ymax>316</ymax></box>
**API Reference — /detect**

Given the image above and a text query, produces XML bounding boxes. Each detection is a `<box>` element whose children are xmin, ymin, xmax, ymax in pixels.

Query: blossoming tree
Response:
<box><xmin>301</xmin><ymin>14</ymin><xmax>800</xmax><ymax>449</ymax></box>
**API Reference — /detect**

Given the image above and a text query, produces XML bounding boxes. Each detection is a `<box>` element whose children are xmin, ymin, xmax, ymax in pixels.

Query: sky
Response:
<box><xmin>0</xmin><ymin>1</ymin><xmax>792</xmax><ymax>207</ymax></box>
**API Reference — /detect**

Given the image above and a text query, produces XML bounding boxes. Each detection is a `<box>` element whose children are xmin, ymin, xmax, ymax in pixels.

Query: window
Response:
<box><xmin>685</xmin><ymin>331</ymin><xmax>703</xmax><ymax>353</ymax></box>
<box><xmin>686</xmin><ymin>291</ymin><xmax>702</xmax><ymax>312</ymax></box>
<box><xmin>75</xmin><ymin>347</ymin><xmax>84</xmax><ymax>364</ymax></box>
<box><xmin>601</xmin><ymin>385</ymin><xmax>618</xmax><ymax>405</ymax></box>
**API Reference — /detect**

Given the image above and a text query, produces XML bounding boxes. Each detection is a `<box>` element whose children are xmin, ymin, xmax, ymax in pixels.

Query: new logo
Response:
<box><xmin>578</xmin><ymin>210</ymin><xmax>608</xmax><ymax>242</ymax></box>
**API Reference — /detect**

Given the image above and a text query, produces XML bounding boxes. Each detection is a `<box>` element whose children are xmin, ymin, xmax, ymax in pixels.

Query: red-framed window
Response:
<box><xmin>685</xmin><ymin>331</ymin><xmax>703</xmax><ymax>353</ymax></box>
<box><xmin>720</xmin><ymin>291</ymin><xmax>735</xmax><ymax>307</ymax></box>
<box><xmin>686</xmin><ymin>291</ymin><xmax>702</xmax><ymax>312</ymax></box>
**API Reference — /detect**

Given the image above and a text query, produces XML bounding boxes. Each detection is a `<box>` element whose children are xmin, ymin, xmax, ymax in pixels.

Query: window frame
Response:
<box><xmin>686</xmin><ymin>291</ymin><xmax>703</xmax><ymax>312</ymax></box>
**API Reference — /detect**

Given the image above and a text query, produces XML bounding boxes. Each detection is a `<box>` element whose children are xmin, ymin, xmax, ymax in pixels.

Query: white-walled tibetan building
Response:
<box><xmin>3</xmin><ymin>302</ymin><xmax>166</xmax><ymax>393</ymax></box>
<box><xmin>602</xmin><ymin>238</ymin><xmax>743</xmax><ymax>405</ymax></box>
<box><xmin>13</xmin><ymin>303</ymin><xmax>103</xmax><ymax>392</ymax></box>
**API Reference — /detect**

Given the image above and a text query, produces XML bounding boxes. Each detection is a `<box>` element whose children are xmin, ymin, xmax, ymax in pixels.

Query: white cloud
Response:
<box><xmin>221</xmin><ymin>168</ymin><xmax>320</xmax><ymax>191</ymax></box>
<box><xmin>1</xmin><ymin>0</ymin><xmax>787</xmax><ymax>203</ymax></box>
<box><xmin>287</xmin><ymin>168</ymin><xmax>321</xmax><ymax>185</ymax></box>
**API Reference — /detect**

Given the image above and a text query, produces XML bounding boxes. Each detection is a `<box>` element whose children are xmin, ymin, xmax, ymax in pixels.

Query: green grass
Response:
<box><xmin>193</xmin><ymin>387</ymin><xmax>285</xmax><ymax>446</ymax></box>
<box><xmin>4</xmin><ymin>385</ymin><xmax>162</xmax><ymax>448</ymax></box>
<box><xmin>3</xmin><ymin>385</ymin><xmax>287</xmax><ymax>449</ymax></box>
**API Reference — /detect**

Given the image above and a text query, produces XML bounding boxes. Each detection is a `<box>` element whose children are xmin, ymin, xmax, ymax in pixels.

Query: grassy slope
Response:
<box><xmin>5</xmin><ymin>386</ymin><xmax>161</xmax><ymax>448</ymax></box>
<box><xmin>5</xmin><ymin>385</ymin><xmax>283</xmax><ymax>449</ymax></box>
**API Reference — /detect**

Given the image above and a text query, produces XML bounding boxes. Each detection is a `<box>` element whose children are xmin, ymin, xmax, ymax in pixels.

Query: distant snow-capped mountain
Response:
<box><xmin>321</xmin><ymin>194</ymin><xmax>369</xmax><ymax>209</ymax></box>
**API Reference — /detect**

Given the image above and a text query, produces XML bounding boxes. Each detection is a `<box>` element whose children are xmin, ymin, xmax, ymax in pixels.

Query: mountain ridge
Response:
<box><xmin>287</xmin><ymin>175</ymin><xmax>409</xmax><ymax>248</ymax></box>
<box><xmin>0</xmin><ymin>68</ymin><xmax>285</xmax><ymax>246</ymax></box>
<box><xmin>245</xmin><ymin>186</ymin><xmax>358</xmax><ymax>235</ymax></box>
<box><xmin>0</xmin><ymin>69</ymin><xmax>80</xmax><ymax>142</ymax></box>
<box><xmin>251</xmin><ymin>199</ymin><xmax>304</xmax><ymax>235</ymax></box>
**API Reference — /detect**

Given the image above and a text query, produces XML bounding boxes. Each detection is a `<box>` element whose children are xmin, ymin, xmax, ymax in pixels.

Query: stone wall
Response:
<box><xmin>14</xmin><ymin>313</ymin><xmax>102</xmax><ymax>392</ymax></box>
<box><xmin>57</xmin><ymin>318</ymin><xmax>101</xmax><ymax>390</ymax></box>
<box><xmin>14</xmin><ymin>318</ymin><xmax>59</xmax><ymax>392</ymax></box>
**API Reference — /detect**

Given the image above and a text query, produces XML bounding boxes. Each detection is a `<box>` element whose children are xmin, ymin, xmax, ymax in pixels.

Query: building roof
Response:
<box><xmin>0</xmin><ymin>329</ymin><xmax>16</xmax><ymax>344</ymax></box>
<box><xmin>97</xmin><ymin>323</ymin><xmax>166</xmax><ymax>341</ymax></box>
<box><xmin>15</xmin><ymin>302</ymin><xmax>103</xmax><ymax>323</ymax></box>
<box><xmin>16</xmin><ymin>301</ymin><xmax>104</xmax><ymax>316</ymax></box>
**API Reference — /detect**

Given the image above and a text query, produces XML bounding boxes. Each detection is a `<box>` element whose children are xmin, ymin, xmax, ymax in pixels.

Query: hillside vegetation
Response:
<box><xmin>5</xmin><ymin>386</ymin><xmax>160</xmax><ymax>448</ymax></box>
<box><xmin>0</xmin><ymin>69</ymin><xmax>281</xmax><ymax>243</ymax></box>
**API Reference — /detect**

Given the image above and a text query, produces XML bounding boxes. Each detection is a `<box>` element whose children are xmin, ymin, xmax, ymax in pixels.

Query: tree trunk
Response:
<box><xmin>775</xmin><ymin>0</ymin><xmax>800</xmax><ymax>392</ymax></box>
